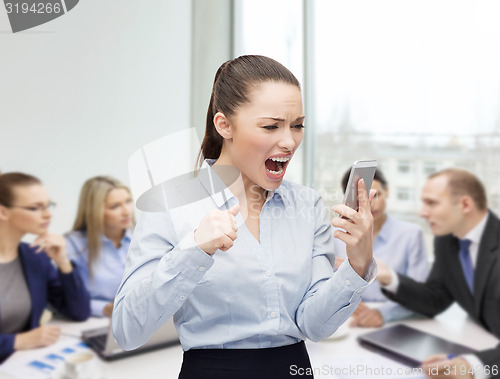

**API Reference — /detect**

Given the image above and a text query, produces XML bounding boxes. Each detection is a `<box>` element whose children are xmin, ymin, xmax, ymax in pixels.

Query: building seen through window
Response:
<box><xmin>235</xmin><ymin>1</ymin><xmax>500</xmax><ymax>254</ymax></box>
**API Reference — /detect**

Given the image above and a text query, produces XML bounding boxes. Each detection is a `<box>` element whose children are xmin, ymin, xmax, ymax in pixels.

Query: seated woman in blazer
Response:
<box><xmin>0</xmin><ymin>172</ymin><xmax>90</xmax><ymax>363</ymax></box>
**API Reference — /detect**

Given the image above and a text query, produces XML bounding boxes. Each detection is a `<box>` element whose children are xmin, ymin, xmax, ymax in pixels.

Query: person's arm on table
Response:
<box><xmin>349</xmin><ymin>301</ymin><xmax>384</xmax><ymax>327</ymax></box>
<box><xmin>2</xmin><ymin>324</ymin><xmax>67</xmax><ymax>362</ymax></box>
<box><xmin>1</xmin><ymin>330</ymin><xmax>60</xmax><ymax>364</ymax></box>
<box><xmin>378</xmin><ymin>241</ymin><xmax>454</xmax><ymax>318</ymax></box>
<box><xmin>373</xmin><ymin>261</ymin><xmax>425</xmax><ymax>325</ymax></box>
<box><xmin>0</xmin><ymin>334</ymin><xmax>15</xmax><ymax>363</ymax></box>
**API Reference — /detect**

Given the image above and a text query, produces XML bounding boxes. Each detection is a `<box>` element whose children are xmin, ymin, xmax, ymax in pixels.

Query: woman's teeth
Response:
<box><xmin>268</xmin><ymin>157</ymin><xmax>289</xmax><ymax>175</ymax></box>
<box><xmin>270</xmin><ymin>156</ymin><xmax>290</xmax><ymax>163</ymax></box>
<box><xmin>267</xmin><ymin>162</ymin><xmax>284</xmax><ymax>175</ymax></box>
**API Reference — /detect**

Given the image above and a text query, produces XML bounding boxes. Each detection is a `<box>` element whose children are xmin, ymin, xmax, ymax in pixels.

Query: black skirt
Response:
<box><xmin>178</xmin><ymin>341</ymin><xmax>314</xmax><ymax>379</ymax></box>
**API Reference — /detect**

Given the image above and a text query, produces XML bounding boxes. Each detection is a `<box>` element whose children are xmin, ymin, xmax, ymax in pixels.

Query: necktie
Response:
<box><xmin>458</xmin><ymin>239</ymin><xmax>474</xmax><ymax>293</ymax></box>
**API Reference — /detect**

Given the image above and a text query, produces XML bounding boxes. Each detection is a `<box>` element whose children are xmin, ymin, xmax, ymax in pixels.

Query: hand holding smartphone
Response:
<box><xmin>343</xmin><ymin>160</ymin><xmax>378</xmax><ymax>212</ymax></box>
<box><xmin>333</xmin><ymin>160</ymin><xmax>378</xmax><ymax>277</ymax></box>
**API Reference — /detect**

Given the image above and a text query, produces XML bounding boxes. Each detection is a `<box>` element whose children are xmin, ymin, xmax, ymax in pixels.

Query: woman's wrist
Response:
<box><xmin>13</xmin><ymin>332</ymin><xmax>26</xmax><ymax>350</ymax></box>
<box><xmin>348</xmin><ymin>258</ymin><xmax>370</xmax><ymax>279</ymax></box>
<box><xmin>56</xmin><ymin>258</ymin><xmax>73</xmax><ymax>274</ymax></box>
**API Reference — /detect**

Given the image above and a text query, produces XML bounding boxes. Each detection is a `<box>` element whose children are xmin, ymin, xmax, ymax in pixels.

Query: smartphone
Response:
<box><xmin>343</xmin><ymin>160</ymin><xmax>378</xmax><ymax>211</ymax></box>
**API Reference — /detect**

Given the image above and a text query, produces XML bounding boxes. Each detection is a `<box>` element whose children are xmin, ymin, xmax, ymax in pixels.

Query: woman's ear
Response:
<box><xmin>0</xmin><ymin>205</ymin><xmax>9</xmax><ymax>221</ymax></box>
<box><xmin>213</xmin><ymin>112</ymin><xmax>233</xmax><ymax>140</ymax></box>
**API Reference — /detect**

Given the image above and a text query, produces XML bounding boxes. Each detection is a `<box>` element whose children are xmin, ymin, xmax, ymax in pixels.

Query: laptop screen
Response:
<box><xmin>82</xmin><ymin>318</ymin><xmax>179</xmax><ymax>361</ymax></box>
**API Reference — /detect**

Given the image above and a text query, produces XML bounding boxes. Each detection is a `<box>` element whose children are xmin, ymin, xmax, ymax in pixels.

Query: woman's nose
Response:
<box><xmin>42</xmin><ymin>208</ymin><xmax>52</xmax><ymax>219</ymax></box>
<box><xmin>123</xmin><ymin>204</ymin><xmax>132</xmax><ymax>215</ymax></box>
<box><xmin>277</xmin><ymin>129</ymin><xmax>296</xmax><ymax>151</ymax></box>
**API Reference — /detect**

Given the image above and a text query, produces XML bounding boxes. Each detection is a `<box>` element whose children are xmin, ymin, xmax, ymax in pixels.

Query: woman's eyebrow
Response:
<box><xmin>31</xmin><ymin>201</ymin><xmax>50</xmax><ymax>206</ymax></box>
<box><xmin>259</xmin><ymin>117</ymin><xmax>284</xmax><ymax>121</ymax></box>
<box><xmin>259</xmin><ymin>116</ymin><xmax>305</xmax><ymax>122</ymax></box>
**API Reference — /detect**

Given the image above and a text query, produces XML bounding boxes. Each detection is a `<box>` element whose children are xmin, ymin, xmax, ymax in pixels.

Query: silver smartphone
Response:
<box><xmin>343</xmin><ymin>160</ymin><xmax>378</xmax><ymax>211</ymax></box>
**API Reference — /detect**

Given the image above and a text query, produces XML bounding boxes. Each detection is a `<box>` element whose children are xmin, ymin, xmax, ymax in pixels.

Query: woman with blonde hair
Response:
<box><xmin>66</xmin><ymin>176</ymin><xmax>134</xmax><ymax>318</ymax></box>
<box><xmin>0</xmin><ymin>172</ymin><xmax>90</xmax><ymax>363</ymax></box>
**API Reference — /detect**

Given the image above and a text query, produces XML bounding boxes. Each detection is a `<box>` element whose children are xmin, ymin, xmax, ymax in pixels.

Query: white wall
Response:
<box><xmin>0</xmin><ymin>0</ymin><xmax>193</xmax><ymax>235</ymax></box>
<box><xmin>191</xmin><ymin>0</ymin><xmax>233</xmax><ymax>138</ymax></box>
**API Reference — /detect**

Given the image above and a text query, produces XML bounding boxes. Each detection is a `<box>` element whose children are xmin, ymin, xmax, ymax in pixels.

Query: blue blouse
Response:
<box><xmin>66</xmin><ymin>229</ymin><xmax>132</xmax><ymax>317</ymax></box>
<box><xmin>113</xmin><ymin>160</ymin><xmax>376</xmax><ymax>351</ymax></box>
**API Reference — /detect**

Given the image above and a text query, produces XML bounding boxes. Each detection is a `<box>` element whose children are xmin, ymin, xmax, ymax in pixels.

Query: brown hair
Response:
<box><xmin>72</xmin><ymin>176</ymin><xmax>134</xmax><ymax>278</ymax></box>
<box><xmin>197</xmin><ymin>55</ymin><xmax>301</xmax><ymax>167</ymax></box>
<box><xmin>430</xmin><ymin>168</ymin><xmax>487</xmax><ymax>210</ymax></box>
<box><xmin>0</xmin><ymin>172</ymin><xmax>42</xmax><ymax>207</ymax></box>
<box><xmin>341</xmin><ymin>168</ymin><xmax>388</xmax><ymax>193</ymax></box>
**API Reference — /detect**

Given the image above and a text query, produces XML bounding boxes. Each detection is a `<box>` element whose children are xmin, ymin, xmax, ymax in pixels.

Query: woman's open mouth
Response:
<box><xmin>265</xmin><ymin>155</ymin><xmax>291</xmax><ymax>179</ymax></box>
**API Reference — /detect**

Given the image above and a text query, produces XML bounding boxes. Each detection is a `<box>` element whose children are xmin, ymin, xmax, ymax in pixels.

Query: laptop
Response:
<box><xmin>357</xmin><ymin>324</ymin><xmax>476</xmax><ymax>367</ymax></box>
<box><xmin>82</xmin><ymin>317</ymin><xmax>180</xmax><ymax>361</ymax></box>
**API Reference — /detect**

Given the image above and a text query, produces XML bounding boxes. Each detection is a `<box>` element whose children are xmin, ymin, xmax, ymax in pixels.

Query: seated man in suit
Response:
<box><xmin>377</xmin><ymin>168</ymin><xmax>499</xmax><ymax>379</ymax></box>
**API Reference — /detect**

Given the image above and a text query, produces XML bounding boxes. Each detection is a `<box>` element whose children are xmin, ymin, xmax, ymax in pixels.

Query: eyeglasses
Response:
<box><xmin>9</xmin><ymin>201</ymin><xmax>57</xmax><ymax>212</ymax></box>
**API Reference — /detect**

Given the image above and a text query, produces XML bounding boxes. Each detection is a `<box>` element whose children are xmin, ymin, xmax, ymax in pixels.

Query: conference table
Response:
<box><xmin>1</xmin><ymin>304</ymin><xmax>497</xmax><ymax>379</ymax></box>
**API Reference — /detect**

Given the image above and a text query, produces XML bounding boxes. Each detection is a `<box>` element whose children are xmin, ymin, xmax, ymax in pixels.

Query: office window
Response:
<box><xmin>397</xmin><ymin>160</ymin><xmax>414</xmax><ymax>175</ymax></box>
<box><xmin>423</xmin><ymin>161</ymin><xmax>439</xmax><ymax>176</ymax></box>
<box><xmin>235</xmin><ymin>0</ymin><xmax>500</xmax><ymax>222</ymax></box>
<box><xmin>457</xmin><ymin>160</ymin><xmax>476</xmax><ymax>173</ymax></box>
<box><xmin>396</xmin><ymin>188</ymin><xmax>413</xmax><ymax>202</ymax></box>
<box><xmin>233</xmin><ymin>0</ymin><xmax>304</xmax><ymax>184</ymax></box>
<box><xmin>309</xmin><ymin>0</ymin><xmax>500</xmax><ymax>222</ymax></box>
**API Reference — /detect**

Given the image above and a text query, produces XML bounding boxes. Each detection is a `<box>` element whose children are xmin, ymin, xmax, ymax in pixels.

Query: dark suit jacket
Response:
<box><xmin>0</xmin><ymin>243</ymin><xmax>91</xmax><ymax>363</ymax></box>
<box><xmin>383</xmin><ymin>211</ymin><xmax>500</xmax><ymax>376</ymax></box>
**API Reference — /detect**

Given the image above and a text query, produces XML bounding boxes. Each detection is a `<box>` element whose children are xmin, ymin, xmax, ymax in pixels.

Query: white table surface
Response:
<box><xmin>1</xmin><ymin>304</ymin><xmax>497</xmax><ymax>379</ymax></box>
